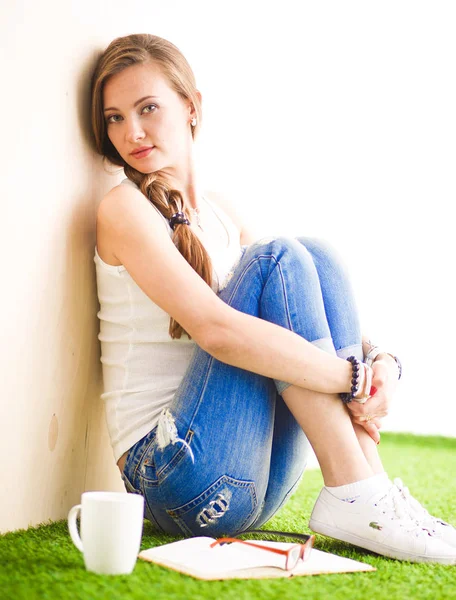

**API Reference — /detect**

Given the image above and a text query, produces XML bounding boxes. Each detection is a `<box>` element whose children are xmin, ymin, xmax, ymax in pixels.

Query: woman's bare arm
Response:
<box><xmin>97</xmin><ymin>184</ymin><xmax>353</xmax><ymax>395</ymax></box>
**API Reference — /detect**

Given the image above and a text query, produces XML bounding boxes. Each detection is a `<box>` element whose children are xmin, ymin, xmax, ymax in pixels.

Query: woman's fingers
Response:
<box><xmin>372</xmin><ymin>417</ymin><xmax>382</xmax><ymax>430</ymax></box>
<box><xmin>347</xmin><ymin>395</ymin><xmax>388</xmax><ymax>419</ymax></box>
<box><xmin>362</xmin><ymin>421</ymin><xmax>381</xmax><ymax>444</ymax></box>
<box><xmin>351</xmin><ymin>414</ymin><xmax>382</xmax><ymax>444</ymax></box>
<box><xmin>353</xmin><ymin>414</ymin><xmax>381</xmax><ymax>428</ymax></box>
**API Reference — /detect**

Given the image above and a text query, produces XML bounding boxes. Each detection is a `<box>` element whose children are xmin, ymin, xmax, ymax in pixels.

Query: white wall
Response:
<box><xmin>1</xmin><ymin>0</ymin><xmax>454</xmax><ymax>532</ymax></box>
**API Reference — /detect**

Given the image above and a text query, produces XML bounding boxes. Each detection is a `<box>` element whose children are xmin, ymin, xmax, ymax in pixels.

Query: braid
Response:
<box><xmin>124</xmin><ymin>165</ymin><xmax>213</xmax><ymax>339</ymax></box>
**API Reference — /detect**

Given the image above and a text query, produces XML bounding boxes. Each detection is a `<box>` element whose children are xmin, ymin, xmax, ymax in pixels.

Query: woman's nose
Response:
<box><xmin>125</xmin><ymin>118</ymin><xmax>145</xmax><ymax>143</ymax></box>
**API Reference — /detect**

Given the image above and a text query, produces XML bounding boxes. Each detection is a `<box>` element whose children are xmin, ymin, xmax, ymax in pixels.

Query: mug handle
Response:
<box><xmin>68</xmin><ymin>504</ymin><xmax>83</xmax><ymax>552</ymax></box>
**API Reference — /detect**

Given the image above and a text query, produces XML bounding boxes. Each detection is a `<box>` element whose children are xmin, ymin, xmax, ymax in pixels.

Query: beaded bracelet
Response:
<box><xmin>339</xmin><ymin>356</ymin><xmax>361</xmax><ymax>404</ymax></box>
<box><xmin>340</xmin><ymin>359</ymin><xmax>374</xmax><ymax>404</ymax></box>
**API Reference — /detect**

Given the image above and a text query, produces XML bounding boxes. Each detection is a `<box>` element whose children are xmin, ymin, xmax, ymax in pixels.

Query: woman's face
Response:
<box><xmin>103</xmin><ymin>61</ymin><xmax>195</xmax><ymax>175</ymax></box>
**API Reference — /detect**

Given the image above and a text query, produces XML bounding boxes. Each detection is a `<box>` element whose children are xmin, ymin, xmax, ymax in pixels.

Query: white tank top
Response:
<box><xmin>93</xmin><ymin>179</ymin><xmax>243</xmax><ymax>462</ymax></box>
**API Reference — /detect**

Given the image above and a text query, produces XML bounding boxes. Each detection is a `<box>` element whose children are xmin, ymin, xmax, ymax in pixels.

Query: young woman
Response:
<box><xmin>91</xmin><ymin>33</ymin><xmax>456</xmax><ymax>564</ymax></box>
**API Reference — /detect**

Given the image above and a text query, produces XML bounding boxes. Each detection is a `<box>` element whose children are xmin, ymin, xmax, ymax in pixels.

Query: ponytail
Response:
<box><xmin>124</xmin><ymin>165</ymin><xmax>213</xmax><ymax>339</ymax></box>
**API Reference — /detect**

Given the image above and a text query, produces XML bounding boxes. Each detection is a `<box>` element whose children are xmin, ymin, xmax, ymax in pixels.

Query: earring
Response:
<box><xmin>191</xmin><ymin>117</ymin><xmax>197</xmax><ymax>127</ymax></box>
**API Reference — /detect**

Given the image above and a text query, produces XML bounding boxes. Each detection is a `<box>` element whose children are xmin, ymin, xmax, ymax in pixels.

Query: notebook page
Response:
<box><xmin>138</xmin><ymin>538</ymin><xmax>376</xmax><ymax>576</ymax></box>
<box><xmin>140</xmin><ymin>537</ymin><xmax>294</xmax><ymax>574</ymax></box>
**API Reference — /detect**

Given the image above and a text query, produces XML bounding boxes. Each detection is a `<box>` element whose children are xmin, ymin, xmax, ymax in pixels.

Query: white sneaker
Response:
<box><xmin>393</xmin><ymin>478</ymin><xmax>456</xmax><ymax>548</ymax></box>
<box><xmin>309</xmin><ymin>481</ymin><xmax>456</xmax><ymax>564</ymax></box>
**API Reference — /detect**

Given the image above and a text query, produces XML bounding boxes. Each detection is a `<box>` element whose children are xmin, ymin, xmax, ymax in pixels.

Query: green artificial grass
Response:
<box><xmin>1</xmin><ymin>433</ymin><xmax>456</xmax><ymax>600</ymax></box>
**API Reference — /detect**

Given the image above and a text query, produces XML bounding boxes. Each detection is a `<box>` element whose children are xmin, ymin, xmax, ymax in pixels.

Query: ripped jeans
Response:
<box><xmin>120</xmin><ymin>236</ymin><xmax>363</xmax><ymax>537</ymax></box>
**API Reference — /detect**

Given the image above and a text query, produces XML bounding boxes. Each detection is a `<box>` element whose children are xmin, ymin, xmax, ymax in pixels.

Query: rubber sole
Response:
<box><xmin>309</xmin><ymin>518</ymin><xmax>456</xmax><ymax>565</ymax></box>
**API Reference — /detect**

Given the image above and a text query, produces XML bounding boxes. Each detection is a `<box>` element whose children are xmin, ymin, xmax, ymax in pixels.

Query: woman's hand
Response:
<box><xmin>347</xmin><ymin>355</ymin><xmax>400</xmax><ymax>443</ymax></box>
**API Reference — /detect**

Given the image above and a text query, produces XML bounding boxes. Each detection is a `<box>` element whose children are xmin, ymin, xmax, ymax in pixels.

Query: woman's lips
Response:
<box><xmin>131</xmin><ymin>147</ymin><xmax>154</xmax><ymax>159</ymax></box>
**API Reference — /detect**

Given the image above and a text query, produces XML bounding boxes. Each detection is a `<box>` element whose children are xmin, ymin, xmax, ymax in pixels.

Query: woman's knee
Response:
<box><xmin>250</xmin><ymin>235</ymin><xmax>303</xmax><ymax>253</ymax></box>
<box><xmin>295</xmin><ymin>236</ymin><xmax>349</xmax><ymax>275</ymax></box>
<box><xmin>247</xmin><ymin>235</ymin><xmax>317</xmax><ymax>271</ymax></box>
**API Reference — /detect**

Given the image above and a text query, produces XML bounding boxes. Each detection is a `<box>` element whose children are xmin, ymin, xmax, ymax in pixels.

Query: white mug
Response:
<box><xmin>68</xmin><ymin>491</ymin><xmax>144</xmax><ymax>575</ymax></box>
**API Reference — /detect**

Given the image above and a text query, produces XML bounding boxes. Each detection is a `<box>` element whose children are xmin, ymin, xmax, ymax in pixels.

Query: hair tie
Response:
<box><xmin>169</xmin><ymin>212</ymin><xmax>190</xmax><ymax>230</ymax></box>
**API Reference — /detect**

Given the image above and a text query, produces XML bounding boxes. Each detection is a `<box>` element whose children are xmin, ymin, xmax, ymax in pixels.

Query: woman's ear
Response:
<box><xmin>189</xmin><ymin>91</ymin><xmax>202</xmax><ymax>118</ymax></box>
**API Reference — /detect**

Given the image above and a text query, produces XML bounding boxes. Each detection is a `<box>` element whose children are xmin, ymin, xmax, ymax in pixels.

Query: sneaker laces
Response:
<box><xmin>393</xmin><ymin>478</ymin><xmax>450</xmax><ymax>530</ymax></box>
<box><xmin>376</xmin><ymin>484</ymin><xmax>432</xmax><ymax>537</ymax></box>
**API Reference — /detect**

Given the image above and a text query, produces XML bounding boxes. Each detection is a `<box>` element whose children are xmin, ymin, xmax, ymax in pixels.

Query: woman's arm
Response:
<box><xmin>98</xmin><ymin>184</ymin><xmax>354</xmax><ymax>396</ymax></box>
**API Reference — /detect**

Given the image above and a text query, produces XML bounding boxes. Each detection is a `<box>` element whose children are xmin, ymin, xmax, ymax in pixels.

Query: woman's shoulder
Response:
<box><xmin>97</xmin><ymin>179</ymin><xmax>170</xmax><ymax>240</ymax></box>
<box><xmin>107</xmin><ymin>178</ymin><xmax>141</xmax><ymax>199</ymax></box>
<box><xmin>101</xmin><ymin>178</ymin><xmax>141</xmax><ymax>203</ymax></box>
<box><xmin>101</xmin><ymin>179</ymin><xmax>166</xmax><ymax>220</ymax></box>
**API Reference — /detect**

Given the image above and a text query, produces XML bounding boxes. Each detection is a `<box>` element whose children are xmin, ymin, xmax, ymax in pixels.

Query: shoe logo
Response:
<box><xmin>369</xmin><ymin>521</ymin><xmax>383</xmax><ymax>531</ymax></box>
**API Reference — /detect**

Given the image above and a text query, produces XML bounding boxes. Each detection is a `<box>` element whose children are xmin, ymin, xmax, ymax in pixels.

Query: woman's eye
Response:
<box><xmin>106</xmin><ymin>114</ymin><xmax>122</xmax><ymax>124</ymax></box>
<box><xmin>142</xmin><ymin>104</ymin><xmax>157</xmax><ymax>114</ymax></box>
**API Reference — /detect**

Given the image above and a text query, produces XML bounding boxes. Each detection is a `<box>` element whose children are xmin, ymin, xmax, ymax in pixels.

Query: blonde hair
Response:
<box><xmin>91</xmin><ymin>33</ymin><xmax>212</xmax><ymax>339</ymax></box>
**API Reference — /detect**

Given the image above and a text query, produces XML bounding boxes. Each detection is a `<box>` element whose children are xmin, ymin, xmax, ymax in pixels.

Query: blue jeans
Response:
<box><xmin>120</xmin><ymin>236</ymin><xmax>363</xmax><ymax>536</ymax></box>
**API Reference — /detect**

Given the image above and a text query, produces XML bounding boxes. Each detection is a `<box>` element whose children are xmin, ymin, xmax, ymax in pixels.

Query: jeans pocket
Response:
<box><xmin>140</xmin><ymin>427</ymin><xmax>195</xmax><ymax>485</ymax></box>
<box><xmin>165</xmin><ymin>474</ymin><xmax>259</xmax><ymax>537</ymax></box>
<box><xmin>121</xmin><ymin>469</ymin><xmax>141</xmax><ymax>495</ymax></box>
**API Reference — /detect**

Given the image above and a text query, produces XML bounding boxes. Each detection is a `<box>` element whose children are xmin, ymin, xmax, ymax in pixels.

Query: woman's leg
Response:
<box><xmin>246</xmin><ymin>392</ymin><xmax>312</xmax><ymax>529</ymax></box>
<box><xmin>297</xmin><ymin>236</ymin><xmax>385</xmax><ymax>475</ymax></box>
<box><xmin>121</xmin><ymin>237</ymin><xmax>372</xmax><ymax>537</ymax></box>
<box><xmin>353</xmin><ymin>424</ymin><xmax>385</xmax><ymax>474</ymax></box>
<box><xmin>275</xmin><ymin>236</ymin><xmax>385</xmax><ymax>482</ymax></box>
<box><xmin>250</xmin><ymin>236</ymin><xmax>375</xmax><ymax>529</ymax></box>
<box><xmin>282</xmin><ymin>239</ymin><xmax>455</xmax><ymax>563</ymax></box>
<box><xmin>120</xmin><ymin>236</ymin><xmax>456</xmax><ymax>562</ymax></box>
<box><xmin>281</xmin><ymin>386</ymin><xmax>373</xmax><ymax>486</ymax></box>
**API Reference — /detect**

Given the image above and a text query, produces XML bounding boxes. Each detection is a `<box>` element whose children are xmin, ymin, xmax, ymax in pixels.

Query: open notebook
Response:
<box><xmin>138</xmin><ymin>536</ymin><xmax>376</xmax><ymax>580</ymax></box>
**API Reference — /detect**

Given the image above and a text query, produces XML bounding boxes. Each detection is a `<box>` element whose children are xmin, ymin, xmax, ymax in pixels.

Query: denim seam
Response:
<box><xmin>225</xmin><ymin>254</ymin><xmax>293</xmax><ymax>331</ymax></box>
<box><xmin>261</xmin><ymin>256</ymin><xmax>293</xmax><ymax>332</ymax></box>
<box><xmin>224</xmin><ymin>257</ymin><xmax>261</xmax><ymax>305</ymax></box>
<box><xmin>140</xmin><ymin>479</ymin><xmax>167</xmax><ymax>533</ymax></box>
<box><xmin>166</xmin><ymin>514</ymin><xmax>193</xmax><ymax>536</ymax></box>
<box><xmin>121</xmin><ymin>471</ymin><xmax>139</xmax><ymax>494</ymax></box>
<box><xmin>183</xmin><ymin>356</ymin><xmax>217</xmax><ymax>439</ymax></box>
<box><xmin>132</xmin><ymin>430</ymin><xmax>158</xmax><ymax>483</ymax></box>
